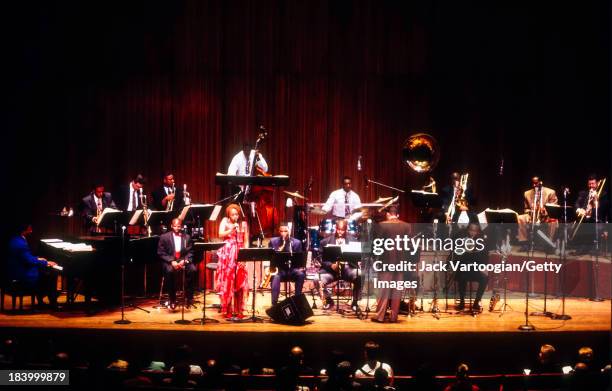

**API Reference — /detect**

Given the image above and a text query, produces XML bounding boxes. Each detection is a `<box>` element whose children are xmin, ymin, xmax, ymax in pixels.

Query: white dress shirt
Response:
<box><xmin>173</xmin><ymin>234</ymin><xmax>182</xmax><ymax>254</ymax></box>
<box><xmin>227</xmin><ymin>150</ymin><xmax>269</xmax><ymax>176</ymax></box>
<box><xmin>127</xmin><ymin>183</ymin><xmax>140</xmax><ymax>212</ymax></box>
<box><xmin>322</xmin><ymin>189</ymin><xmax>361</xmax><ymax>218</ymax></box>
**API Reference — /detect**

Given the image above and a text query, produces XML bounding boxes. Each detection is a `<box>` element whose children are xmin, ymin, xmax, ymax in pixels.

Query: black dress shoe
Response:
<box><xmin>323</xmin><ymin>301</ymin><xmax>334</xmax><ymax>310</ymax></box>
<box><xmin>351</xmin><ymin>302</ymin><xmax>361</xmax><ymax>313</ymax></box>
<box><xmin>473</xmin><ymin>302</ymin><xmax>482</xmax><ymax>312</ymax></box>
<box><xmin>371</xmin><ymin>318</ymin><xmax>385</xmax><ymax>323</ymax></box>
<box><xmin>456</xmin><ymin>302</ymin><xmax>465</xmax><ymax>311</ymax></box>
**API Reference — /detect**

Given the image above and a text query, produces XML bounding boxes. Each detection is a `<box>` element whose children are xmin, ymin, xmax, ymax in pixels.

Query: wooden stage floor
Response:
<box><xmin>1</xmin><ymin>292</ymin><xmax>609</xmax><ymax>334</ymax></box>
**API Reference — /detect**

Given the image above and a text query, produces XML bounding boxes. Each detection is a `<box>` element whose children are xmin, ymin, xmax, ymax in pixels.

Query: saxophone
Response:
<box><xmin>260</xmin><ymin>239</ymin><xmax>285</xmax><ymax>289</ymax></box>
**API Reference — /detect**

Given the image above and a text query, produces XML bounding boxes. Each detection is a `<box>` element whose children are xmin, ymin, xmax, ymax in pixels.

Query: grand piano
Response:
<box><xmin>39</xmin><ymin>235</ymin><xmax>159</xmax><ymax>307</ymax></box>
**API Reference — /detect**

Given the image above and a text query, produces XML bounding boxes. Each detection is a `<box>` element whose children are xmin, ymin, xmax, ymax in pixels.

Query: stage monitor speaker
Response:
<box><xmin>266</xmin><ymin>293</ymin><xmax>313</xmax><ymax>325</ymax></box>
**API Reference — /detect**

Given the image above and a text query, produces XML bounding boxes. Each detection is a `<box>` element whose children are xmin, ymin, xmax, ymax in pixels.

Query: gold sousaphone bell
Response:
<box><xmin>402</xmin><ymin>133</ymin><xmax>440</xmax><ymax>173</ymax></box>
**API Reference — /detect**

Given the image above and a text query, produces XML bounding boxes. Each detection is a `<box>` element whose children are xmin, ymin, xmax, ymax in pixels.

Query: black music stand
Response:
<box><xmin>147</xmin><ymin>210</ymin><xmax>179</xmax><ymax>228</ymax></box>
<box><xmin>234</xmin><ymin>248</ymin><xmax>275</xmax><ymax>322</ymax></box>
<box><xmin>98</xmin><ymin>210</ymin><xmax>129</xmax><ymax>235</ymax></box>
<box><xmin>322</xmin><ymin>245</ymin><xmax>362</xmax><ymax>314</ymax></box>
<box><xmin>545</xmin><ymin>204</ymin><xmax>573</xmax><ymax>320</ymax></box>
<box><xmin>192</xmin><ymin>242</ymin><xmax>225</xmax><ymax>324</ymax></box>
<box><xmin>215</xmin><ymin>174</ymin><xmax>290</xmax><ymax>187</ymax></box>
<box><xmin>410</xmin><ymin>190</ymin><xmax>441</xmax><ymax>223</ymax></box>
<box><xmin>272</xmin><ymin>251</ymin><xmax>307</xmax><ymax>299</ymax></box>
<box><xmin>181</xmin><ymin>204</ymin><xmax>220</xmax><ymax>239</ymax></box>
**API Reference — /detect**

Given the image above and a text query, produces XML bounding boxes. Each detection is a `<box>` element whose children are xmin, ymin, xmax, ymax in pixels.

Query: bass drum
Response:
<box><xmin>318</xmin><ymin>218</ymin><xmax>359</xmax><ymax>236</ymax></box>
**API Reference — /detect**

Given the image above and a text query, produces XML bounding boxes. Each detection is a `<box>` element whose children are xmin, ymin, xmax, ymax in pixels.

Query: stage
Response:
<box><xmin>1</xmin><ymin>292</ymin><xmax>609</xmax><ymax>374</ymax></box>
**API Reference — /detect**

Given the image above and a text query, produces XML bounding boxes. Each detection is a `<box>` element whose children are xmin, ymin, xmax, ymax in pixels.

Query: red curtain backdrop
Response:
<box><xmin>4</xmin><ymin>1</ymin><xmax>608</xmax><ymax>235</ymax></box>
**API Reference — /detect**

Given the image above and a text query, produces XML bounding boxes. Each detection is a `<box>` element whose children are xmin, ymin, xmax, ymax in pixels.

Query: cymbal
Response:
<box><xmin>374</xmin><ymin>196</ymin><xmax>394</xmax><ymax>204</ymax></box>
<box><xmin>284</xmin><ymin>190</ymin><xmax>308</xmax><ymax>200</ymax></box>
<box><xmin>306</xmin><ymin>203</ymin><xmax>327</xmax><ymax>215</ymax></box>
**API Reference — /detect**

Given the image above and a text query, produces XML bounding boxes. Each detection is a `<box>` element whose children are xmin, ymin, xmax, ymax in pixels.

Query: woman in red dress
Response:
<box><xmin>216</xmin><ymin>203</ymin><xmax>249</xmax><ymax>319</ymax></box>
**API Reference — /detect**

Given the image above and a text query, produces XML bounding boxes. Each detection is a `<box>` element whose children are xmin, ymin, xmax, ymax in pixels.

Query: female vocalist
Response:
<box><xmin>216</xmin><ymin>203</ymin><xmax>250</xmax><ymax>319</ymax></box>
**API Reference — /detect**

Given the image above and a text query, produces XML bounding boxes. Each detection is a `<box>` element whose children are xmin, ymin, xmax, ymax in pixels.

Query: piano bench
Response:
<box><xmin>0</xmin><ymin>281</ymin><xmax>37</xmax><ymax>313</ymax></box>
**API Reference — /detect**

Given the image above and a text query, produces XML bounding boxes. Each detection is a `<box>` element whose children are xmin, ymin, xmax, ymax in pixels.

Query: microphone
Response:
<box><xmin>499</xmin><ymin>158</ymin><xmax>504</xmax><ymax>176</ymax></box>
<box><xmin>357</xmin><ymin>155</ymin><xmax>362</xmax><ymax>171</ymax></box>
<box><xmin>250</xmin><ymin>201</ymin><xmax>256</xmax><ymax>218</ymax></box>
<box><xmin>564</xmin><ymin>187</ymin><xmax>570</xmax><ymax>196</ymax></box>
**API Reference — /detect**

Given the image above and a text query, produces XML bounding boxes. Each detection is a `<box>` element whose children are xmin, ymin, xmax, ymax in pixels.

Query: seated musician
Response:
<box><xmin>156</xmin><ymin>218</ymin><xmax>195</xmax><ymax>309</ymax></box>
<box><xmin>268</xmin><ymin>223</ymin><xmax>305</xmax><ymax>305</ymax></box>
<box><xmin>319</xmin><ymin>219</ymin><xmax>361</xmax><ymax>312</ymax></box>
<box><xmin>322</xmin><ymin>176</ymin><xmax>362</xmax><ymax>220</ymax></box>
<box><xmin>79</xmin><ymin>181</ymin><xmax>117</xmax><ymax>232</ymax></box>
<box><xmin>517</xmin><ymin>176</ymin><xmax>558</xmax><ymax>251</ymax></box>
<box><xmin>5</xmin><ymin>223</ymin><xmax>59</xmax><ymax>308</ymax></box>
<box><xmin>454</xmin><ymin>222</ymin><xmax>489</xmax><ymax>312</ymax></box>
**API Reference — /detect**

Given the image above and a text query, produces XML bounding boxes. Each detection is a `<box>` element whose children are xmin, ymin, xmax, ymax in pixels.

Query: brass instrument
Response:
<box><xmin>166</xmin><ymin>185</ymin><xmax>176</xmax><ymax>211</ymax></box>
<box><xmin>141</xmin><ymin>191</ymin><xmax>152</xmax><ymax>237</ymax></box>
<box><xmin>95</xmin><ymin>204</ymin><xmax>102</xmax><ymax>233</ymax></box>
<box><xmin>260</xmin><ymin>239</ymin><xmax>287</xmax><ymax>289</ymax></box>
<box><xmin>402</xmin><ymin>133</ymin><xmax>440</xmax><ymax>173</ymax></box>
<box><xmin>447</xmin><ymin>173</ymin><xmax>469</xmax><ymax>223</ymax></box>
<box><xmin>571</xmin><ymin>178</ymin><xmax>607</xmax><ymax>240</ymax></box>
<box><xmin>422</xmin><ymin>176</ymin><xmax>437</xmax><ymax>193</ymax></box>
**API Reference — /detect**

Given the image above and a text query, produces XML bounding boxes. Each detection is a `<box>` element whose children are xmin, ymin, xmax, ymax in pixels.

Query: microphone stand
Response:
<box><xmin>552</xmin><ymin>189</ymin><xmax>572</xmax><ymax>319</ymax></box>
<box><xmin>367</xmin><ymin>179</ymin><xmax>406</xmax><ymax>194</ymax></box>
<box><xmin>519</xmin><ymin>187</ymin><xmax>539</xmax><ymax>331</ymax></box>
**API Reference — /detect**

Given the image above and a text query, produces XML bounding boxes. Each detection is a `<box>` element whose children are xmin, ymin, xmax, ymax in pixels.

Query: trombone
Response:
<box><xmin>571</xmin><ymin>178</ymin><xmax>606</xmax><ymax>240</ymax></box>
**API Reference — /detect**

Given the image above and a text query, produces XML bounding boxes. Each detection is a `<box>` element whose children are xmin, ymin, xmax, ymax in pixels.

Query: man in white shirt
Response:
<box><xmin>355</xmin><ymin>341</ymin><xmax>394</xmax><ymax>384</ymax></box>
<box><xmin>322</xmin><ymin>176</ymin><xmax>361</xmax><ymax>219</ymax></box>
<box><xmin>227</xmin><ymin>143</ymin><xmax>269</xmax><ymax>176</ymax></box>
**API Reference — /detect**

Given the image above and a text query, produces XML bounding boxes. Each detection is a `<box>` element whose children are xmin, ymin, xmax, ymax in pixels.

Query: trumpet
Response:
<box><xmin>140</xmin><ymin>190</ymin><xmax>152</xmax><ymax>237</ymax></box>
<box><xmin>166</xmin><ymin>185</ymin><xmax>176</xmax><ymax>211</ymax></box>
<box><xmin>183</xmin><ymin>184</ymin><xmax>191</xmax><ymax>206</ymax></box>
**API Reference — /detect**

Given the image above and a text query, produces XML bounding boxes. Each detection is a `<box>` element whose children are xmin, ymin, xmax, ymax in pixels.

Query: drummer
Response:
<box><xmin>322</xmin><ymin>176</ymin><xmax>362</xmax><ymax>220</ymax></box>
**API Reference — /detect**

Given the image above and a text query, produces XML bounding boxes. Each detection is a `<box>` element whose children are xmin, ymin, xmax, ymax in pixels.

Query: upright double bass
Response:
<box><xmin>244</xmin><ymin>128</ymin><xmax>278</xmax><ymax>241</ymax></box>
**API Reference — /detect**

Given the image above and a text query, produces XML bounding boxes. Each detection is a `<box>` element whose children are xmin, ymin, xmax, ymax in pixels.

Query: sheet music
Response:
<box><xmin>41</xmin><ymin>238</ymin><xmax>63</xmax><ymax>243</ymax></box>
<box><xmin>209</xmin><ymin>205</ymin><xmax>222</xmax><ymax>221</ymax></box>
<box><xmin>341</xmin><ymin>241</ymin><xmax>362</xmax><ymax>253</ymax></box>
<box><xmin>129</xmin><ymin>210</ymin><xmax>144</xmax><ymax>225</ymax></box>
<box><xmin>97</xmin><ymin>207</ymin><xmax>122</xmax><ymax>226</ymax></box>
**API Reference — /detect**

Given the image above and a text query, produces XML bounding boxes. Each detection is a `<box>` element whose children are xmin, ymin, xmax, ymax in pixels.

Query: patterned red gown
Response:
<box><xmin>215</xmin><ymin>222</ymin><xmax>249</xmax><ymax>316</ymax></box>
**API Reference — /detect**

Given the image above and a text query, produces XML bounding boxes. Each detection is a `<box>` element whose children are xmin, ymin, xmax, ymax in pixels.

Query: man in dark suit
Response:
<box><xmin>5</xmin><ymin>224</ymin><xmax>59</xmax><ymax>307</ymax></box>
<box><xmin>573</xmin><ymin>174</ymin><xmax>609</xmax><ymax>255</ymax></box>
<box><xmin>319</xmin><ymin>219</ymin><xmax>361</xmax><ymax>312</ymax></box>
<box><xmin>371</xmin><ymin>206</ymin><xmax>413</xmax><ymax>323</ymax></box>
<box><xmin>268</xmin><ymin>224</ymin><xmax>305</xmax><ymax>306</ymax></box>
<box><xmin>151</xmin><ymin>171</ymin><xmax>185</xmax><ymax>212</ymax></box>
<box><xmin>80</xmin><ymin>183</ymin><xmax>117</xmax><ymax>232</ymax></box>
<box><xmin>156</xmin><ymin>218</ymin><xmax>195</xmax><ymax>309</ymax></box>
<box><xmin>116</xmin><ymin>174</ymin><xmax>146</xmax><ymax>212</ymax></box>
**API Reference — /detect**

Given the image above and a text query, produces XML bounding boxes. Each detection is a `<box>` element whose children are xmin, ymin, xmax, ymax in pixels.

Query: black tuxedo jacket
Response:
<box><xmin>116</xmin><ymin>184</ymin><xmax>145</xmax><ymax>212</ymax></box>
<box><xmin>157</xmin><ymin>231</ymin><xmax>194</xmax><ymax>264</ymax></box>
<box><xmin>151</xmin><ymin>186</ymin><xmax>185</xmax><ymax>211</ymax></box>
<box><xmin>80</xmin><ymin>192</ymin><xmax>117</xmax><ymax>222</ymax></box>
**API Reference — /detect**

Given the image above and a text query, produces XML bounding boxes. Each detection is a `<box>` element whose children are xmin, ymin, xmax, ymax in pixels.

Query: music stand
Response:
<box><xmin>272</xmin><ymin>250</ymin><xmax>307</xmax><ymax>299</ymax></box>
<box><xmin>180</xmin><ymin>204</ymin><xmax>221</xmax><ymax>238</ymax></box>
<box><xmin>98</xmin><ymin>210</ymin><xmax>129</xmax><ymax>235</ymax></box>
<box><xmin>545</xmin><ymin>204</ymin><xmax>573</xmax><ymax>320</ymax></box>
<box><xmin>147</xmin><ymin>210</ymin><xmax>180</xmax><ymax>228</ymax></box>
<box><xmin>322</xmin><ymin>245</ymin><xmax>362</xmax><ymax>314</ymax></box>
<box><xmin>411</xmin><ymin>190</ymin><xmax>441</xmax><ymax>223</ymax></box>
<box><xmin>192</xmin><ymin>242</ymin><xmax>225</xmax><ymax>324</ymax></box>
<box><xmin>235</xmin><ymin>248</ymin><xmax>275</xmax><ymax>322</ymax></box>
